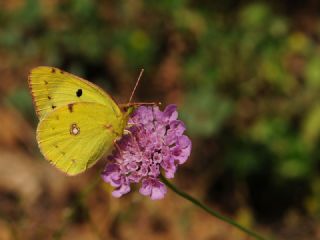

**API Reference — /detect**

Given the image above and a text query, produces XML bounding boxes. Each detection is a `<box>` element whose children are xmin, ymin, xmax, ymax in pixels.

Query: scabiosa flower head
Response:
<box><xmin>101</xmin><ymin>104</ymin><xmax>191</xmax><ymax>200</ymax></box>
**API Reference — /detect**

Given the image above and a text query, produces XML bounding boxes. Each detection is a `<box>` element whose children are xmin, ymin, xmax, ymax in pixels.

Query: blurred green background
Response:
<box><xmin>1</xmin><ymin>0</ymin><xmax>320</xmax><ymax>239</ymax></box>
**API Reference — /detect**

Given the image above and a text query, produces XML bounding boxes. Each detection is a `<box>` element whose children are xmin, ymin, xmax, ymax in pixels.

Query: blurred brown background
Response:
<box><xmin>1</xmin><ymin>0</ymin><xmax>320</xmax><ymax>239</ymax></box>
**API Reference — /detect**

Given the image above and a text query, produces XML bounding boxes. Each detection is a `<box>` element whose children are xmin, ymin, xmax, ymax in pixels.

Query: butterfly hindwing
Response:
<box><xmin>36</xmin><ymin>102</ymin><xmax>125</xmax><ymax>175</ymax></box>
<box><xmin>28</xmin><ymin>66</ymin><xmax>121</xmax><ymax>119</ymax></box>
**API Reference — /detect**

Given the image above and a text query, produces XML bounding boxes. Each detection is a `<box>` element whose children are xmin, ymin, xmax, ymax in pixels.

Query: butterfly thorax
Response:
<box><xmin>121</xmin><ymin>105</ymin><xmax>135</xmax><ymax>120</ymax></box>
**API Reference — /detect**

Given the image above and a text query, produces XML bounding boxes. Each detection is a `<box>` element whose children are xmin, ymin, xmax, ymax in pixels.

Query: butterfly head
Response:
<box><xmin>121</xmin><ymin>105</ymin><xmax>136</xmax><ymax>118</ymax></box>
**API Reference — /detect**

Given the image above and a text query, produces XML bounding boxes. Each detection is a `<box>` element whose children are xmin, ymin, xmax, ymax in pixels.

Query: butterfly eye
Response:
<box><xmin>76</xmin><ymin>89</ymin><xmax>82</xmax><ymax>97</ymax></box>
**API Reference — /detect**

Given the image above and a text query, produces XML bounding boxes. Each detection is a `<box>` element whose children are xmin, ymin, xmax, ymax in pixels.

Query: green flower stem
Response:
<box><xmin>160</xmin><ymin>175</ymin><xmax>267</xmax><ymax>240</ymax></box>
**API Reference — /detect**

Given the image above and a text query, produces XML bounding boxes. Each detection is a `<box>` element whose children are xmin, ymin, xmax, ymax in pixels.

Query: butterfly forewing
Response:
<box><xmin>29</xmin><ymin>66</ymin><xmax>121</xmax><ymax>119</ymax></box>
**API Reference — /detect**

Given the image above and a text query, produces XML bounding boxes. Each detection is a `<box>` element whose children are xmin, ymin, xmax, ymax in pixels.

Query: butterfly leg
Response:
<box><xmin>113</xmin><ymin>139</ymin><xmax>125</xmax><ymax>159</ymax></box>
<box><xmin>123</xmin><ymin>129</ymin><xmax>132</xmax><ymax>135</ymax></box>
<box><xmin>113</xmin><ymin>140</ymin><xmax>121</xmax><ymax>152</ymax></box>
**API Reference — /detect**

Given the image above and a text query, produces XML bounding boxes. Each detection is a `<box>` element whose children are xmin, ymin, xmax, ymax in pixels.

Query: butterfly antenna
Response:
<box><xmin>128</xmin><ymin>68</ymin><xmax>144</xmax><ymax>103</ymax></box>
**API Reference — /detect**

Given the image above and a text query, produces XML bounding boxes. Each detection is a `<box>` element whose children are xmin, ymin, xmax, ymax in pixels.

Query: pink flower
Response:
<box><xmin>101</xmin><ymin>105</ymin><xmax>191</xmax><ymax>200</ymax></box>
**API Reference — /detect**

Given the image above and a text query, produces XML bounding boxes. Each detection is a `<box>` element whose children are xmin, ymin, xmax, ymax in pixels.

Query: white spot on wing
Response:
<box><xmin>70</xmin><ymin>123</ymin><xmax>80</xmax><ymax>136</ymax></box>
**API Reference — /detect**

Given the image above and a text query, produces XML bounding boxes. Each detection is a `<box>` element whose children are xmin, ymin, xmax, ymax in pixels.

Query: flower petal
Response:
<box><xmin>169</xmin><ymin>136</ymin><xmax>192</xmax><ymax>164</ymax></box>
<box><xmin>163</xmin><ymin>104</ymin><xmax>178</xmax><ymax>121</ymax></box>
<box><xmin>139</xmin><ymin>178</ymin><xmax>167</xmax><ymax>200</ymax></box>
<box><xmin>161</xmin><ymin>158</ymin><xmax>177</xmax><ymax>178</ymax></box>
<box><xmin>150</xmin><ymin>180</ymin><xmax>167</xmax><ymax>200</ymax></box>
<box><xmin>139</xmin><ymin>178</ymin><xmax>152</xmax><ymax>196</ymax></box>
<box><xmin>101</xmin><ymin>163</ymin><xmax>121</xmax><ymax>187</ymax></box>
<box><xmin>112</xmin><ymin>184</ymin><xmax>131</xmax><ymax>198</ymax></box>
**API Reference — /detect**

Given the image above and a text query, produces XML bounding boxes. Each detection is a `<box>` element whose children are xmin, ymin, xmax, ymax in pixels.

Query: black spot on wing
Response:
<box><xmin>68</xmin><ymin>103</ymin><xmax>74</xmax><ymax>113</ymax></box>
<box><xmin>76</xmin><ymin>89</ymin><xmax>82</xmax><ymax>97</ymax></box>
<box><xmin>52</xmin><ymin>105</ymin><xmax>56</xmax><ymax>109</ymax></box>
<box><xmin>51</xmin><ymin>68</ymin><xmax>56</xmax><ymax>73</ymax></box>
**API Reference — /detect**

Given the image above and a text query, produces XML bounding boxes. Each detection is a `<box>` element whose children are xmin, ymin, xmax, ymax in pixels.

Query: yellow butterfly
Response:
<box><xmin>28</xmin><ymin>66</ymin><xmax>139</xmax><ymax>175</ymax></box>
